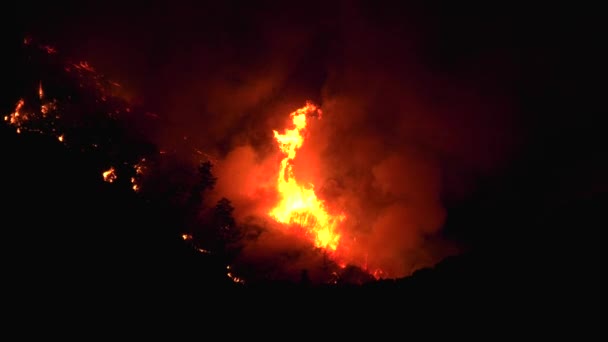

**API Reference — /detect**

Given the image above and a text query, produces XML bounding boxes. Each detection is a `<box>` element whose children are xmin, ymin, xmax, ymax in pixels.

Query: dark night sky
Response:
<box><xmin>2</xmin><ymin>1</ymin><xmax>606</xmax><ymax>288</ymax></box>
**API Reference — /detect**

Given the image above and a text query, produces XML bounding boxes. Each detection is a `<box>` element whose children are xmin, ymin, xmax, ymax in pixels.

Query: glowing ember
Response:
<box><xmin>75</xmin><ymin>61</ymin><xmax>95</xmax><ymax>73</ymax></box>
<box><xmin>57</xmin><ymin>135</ymin><xmax>64</xmax><ymax>142</ymax></box>
<box><xmin>130</xmin><ymin>158</ymin><xmax>146</xmax><ymax>192</ymax></box>
<box><xmin>41</xmin><ymin>45</ymin><xmax>57</xmax><ymax>54</ymax></box>
<box><xmin>134</xmin><ymin>160</ymin><xmax>145</xmax><ymax>175</ymax></box>
<box><xmin>269</xmin><ymin>102</ymin><xmax>345</xmax><ymax>251</ymax></box>
<box><xmin>131</xmin><ymin>178</ymin><xmax>139</xmax><ymax>192</ymax></box>
<box><xmin>38</xmin><ymin>81</ymin><xmax>44</xmax><ymax>99</ymax></box>
<box><xmin>4</xmin><ymin>94</ymin><xmax>60</xmax><ymax>138</ymax></box>
<box><xmin>226</xmin><ymin>265</ymin><xmax>245</xmax><ymax>284</ymax></box>
<box><xmin>102</xmin><ymin>167</ymin><xmax>117</xmax><ymax>183</ymax></box>
<box><xmin>6</xmin><ymin>99</ymin><xmax>26</xmax><ymax>126</ymax></box>
<box><xmin>372</xmin><ymin>269</ymin><xmax>385</xmax><ymax>279</ymax></box>
<box><xmin>181</xmin><ymin>234</ymin><xmax>193</xmax><ymax>241</ymax></box>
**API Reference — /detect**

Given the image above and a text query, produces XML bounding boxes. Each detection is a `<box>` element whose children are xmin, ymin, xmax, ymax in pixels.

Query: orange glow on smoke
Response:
<box><xmin>268</xmin><ymin>102</ymin><xmax>345</xmax><ymax>251</ymax></box>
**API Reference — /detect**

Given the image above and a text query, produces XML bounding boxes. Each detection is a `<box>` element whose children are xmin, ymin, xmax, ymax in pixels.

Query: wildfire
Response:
<box><xmin>5</xmin><ymin>38</ymin><xmax>393</xmax><ymax>284</ymax></box>
<box><xmin>102</xmin><ymin>167</ymin><xmax>117</xmax><ymax>183</ymax></box>
<box><xmin>269</xmin><ymin>102</ymin><xmax>345</xmax><ymax>252</ymax></box>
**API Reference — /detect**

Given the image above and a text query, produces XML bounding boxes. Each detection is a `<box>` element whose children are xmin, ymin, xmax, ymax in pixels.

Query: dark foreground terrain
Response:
<box><xmin>2</xmin><ymin>124</ymin><xmax>604</xmax><ymax>313</ymax></box>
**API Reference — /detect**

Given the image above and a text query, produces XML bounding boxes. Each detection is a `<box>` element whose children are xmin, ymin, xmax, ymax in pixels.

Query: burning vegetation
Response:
<box><xmin>4</xmin><ymin>34</ymin><xmax>459</xmax><ymax>286</ymax></box>
<box><xmin>269</xmin><ymin>102</ymin><xmax>345</xmax><ymax>252</ymax></box>
<box><xmin>3</xmin><ymin>38</ymin><xmax>382</xmax><ymax>286</ymax></box>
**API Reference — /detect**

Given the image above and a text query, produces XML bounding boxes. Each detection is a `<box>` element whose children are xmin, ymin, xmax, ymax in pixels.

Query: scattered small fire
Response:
<box><xmin>40</xmin><ymin>100</ymin><xmax>58</xmax><ymax>115</ymax></box>
<box><xmin>74</xmin><ymin>61</ymin><xmax>95</xmax><ymax>73</ymax></box>
<box><xmin>372</xmin><ymin>269</ymin><xmax>385</xmax><ymax>280</ymax></box>
<box><xmin>5</xmin><ymin>99</ymin><xmax>26</xmax><ymax>126</ymax></box>
<box><xmin>226</xmin><ymin>265</ymin><xmax>245</xmax><ymax>284</ymax></box>
<box><xmin>130</xmin><ymin>179</ymin><xmax>139</xmax><ymax>192</ymax></box>
<box><xmin>4</xmin><ymin>42</ymin><xmax>156</xmax><ymax>195</ymax></box>
<box><xmin>181</xmin><ymin>233</ymin><xmax>212</xmax><ymax>255</ymax></box>
<box><xmin>4</xmin><ymin>84</ymin><xmax>63</xmax><ymax>140</ymax></box>
<box><xmin>102</xmin><ymin>167</ymin><xmax>117</xmax><ymax>183</ymax></box>
<box><xmin>41</xmin><ymin>45</ymin><xmax>57</xmax><ymax>54</ymax></box>
<box><xmin>269</xmin><ymin>102</ymin><xmax>345</xmax><ymax>252</ymax></box>
<box><xmin>131</xmin><ymin>158</ymin><xmax>147</xmax><ymax>192</ymax></box>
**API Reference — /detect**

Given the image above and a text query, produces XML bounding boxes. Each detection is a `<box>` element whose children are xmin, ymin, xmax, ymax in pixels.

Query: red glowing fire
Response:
<box><xmin>6</xmin><ymin>38</ymin><xmax>391</xmax><ymax>283</ymax></box>
<box><xmin>268</xmin><ymin>102</ymin><xmax>345</xmax><ymax>252</ymax></box>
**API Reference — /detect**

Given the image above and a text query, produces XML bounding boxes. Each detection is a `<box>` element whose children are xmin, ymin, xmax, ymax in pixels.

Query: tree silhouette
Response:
<box><xmin>197</xmin><ymin>161</ymin><xmax>217</xmax><ymax>192</ymax></box>
<box><xmin>211</xmin><ymin>197</ymin><xmax>240</xmax><ymax>255</ymax></box>
<box><xmin>186</xmin><ymin>160</ymin><xmax>217</xmax><ymax>210</ymax></box>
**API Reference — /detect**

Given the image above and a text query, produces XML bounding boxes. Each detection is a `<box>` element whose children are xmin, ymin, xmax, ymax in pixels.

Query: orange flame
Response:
<box><xmin>5</xmin><ymin>99</ymin><xmax>26</xmax><ymax>125</ymax></box>
<box><xmin>130</xmin><ymin>158</ymin><xmax>146</xmax><ymax>192</ymax></box>
<box><xmin>131</xmin><ymin>178</ymin><xmax>139</xmax><ymax>192</ymax></box>
<box><xmin>269</xmin><ymin>102</ymin><xmax>344</xmax><ymax>251</ymax></box>
<box><xmin>102</xmin><ymin>167</ymin><xmax>117</xmax><ymax>183</ymax></box>
<box><xmin>226</xmin><ymin>265</ymin><xmax>245</xmax><ymax>284</ymax></box>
